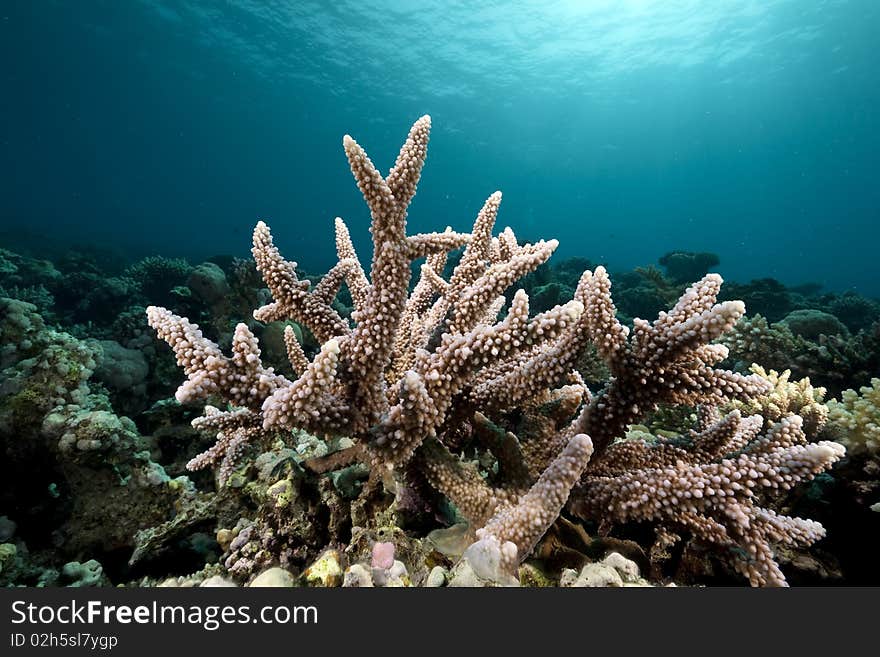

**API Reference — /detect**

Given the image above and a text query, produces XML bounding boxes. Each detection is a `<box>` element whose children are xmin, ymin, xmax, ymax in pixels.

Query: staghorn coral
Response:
<box><xmin>147</xmin><ymin>116</ymin><xmax>840</xmax><ymax>586</ymax></box>
<box><xmin>570</xmin><ymin>412</ymin><xmax>844</xmax><ymax>586</ymax></box>
<box><xmin>566</xmin><ymin>268</ymin><xmax>771</xmax><ymax>454</ymax></box>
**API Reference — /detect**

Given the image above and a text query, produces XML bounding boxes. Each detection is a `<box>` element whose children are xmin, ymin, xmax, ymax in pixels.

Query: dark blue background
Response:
<box><xmin>2</xmin><ymin>0</ymin><xmax>877</xmax><ymax>292</ymax></box>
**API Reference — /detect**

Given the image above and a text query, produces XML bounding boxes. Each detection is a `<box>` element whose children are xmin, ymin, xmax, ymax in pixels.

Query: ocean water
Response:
<box><xmin>2</xmin><ymin>0</ymin><xmax>878</xmax><ymax>292</ymax></box>
<box><xmin>3</xmin><ymin>1</ymin><xmax>880</xmax><ymax>591</ymax></box>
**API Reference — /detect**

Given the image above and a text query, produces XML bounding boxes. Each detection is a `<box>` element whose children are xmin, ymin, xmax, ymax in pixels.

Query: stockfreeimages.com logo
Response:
<box><xmin>10</xmin><ymin>600</ymin><xmax>318</xmax><ymax>632</ymax></box>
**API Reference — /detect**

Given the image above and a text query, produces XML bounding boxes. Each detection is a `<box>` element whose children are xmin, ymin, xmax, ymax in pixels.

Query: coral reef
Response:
<box><xmin>145</xmin><ymin>116</ymin><xmax>844</xmax><ymax>586</ymax></box>
<box><xmin>723</xmin><ymin>314</ymin><xmax>880</xmax><ymax>396</ymax></box>
<box><xmin>658</xmin><ymin>251</ymin><xmax>720</xmax><ymax>284</ymax></box>
<box><xmin>720</xmin><ymin>278</ymin><xmax>793</xmax><ymax>322</ymax></box>
<box><xmin>828</xmin><ymin>379</ymin><xmax>880</xmax><ymax>457</ymax></box>
<box><xmin>571</xmin><ymin>412</ymin><xmax>842</xmax><ymax>586</ymax></box>
<box><xmin>779</xmin><ymin>309</ymin><xmax>849</xmax><ymax>341</ymax></box>
<box><xmin>4</xmin><ymin>112</ymin><xmax>880</xmax><ymax>588</ymax></box>
<box><xmin>725</xmin><ymin>365</ymin><xmax>829</xmax><ymax>439</ymax></box>
<box><xmin>0</xmin><ymin>298</ymin><xmax>195</xmax><ymax>585</ymax></box>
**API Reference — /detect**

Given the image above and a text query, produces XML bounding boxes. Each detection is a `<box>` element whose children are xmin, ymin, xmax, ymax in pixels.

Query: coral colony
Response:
<box><xmin>146</xmin><ymin>117</ymin><xmax>844</xmax><ymax>586</ymax></box>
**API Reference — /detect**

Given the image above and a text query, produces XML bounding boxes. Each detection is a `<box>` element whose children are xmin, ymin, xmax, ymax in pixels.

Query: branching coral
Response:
<box><xmin>147</xmin><ymin>116</ymin><xmax>842</xmax><ymax>586</ymax></box>
<box><xmin>571</xmin><ymin>270</ymin><xmax>770</xmax><ymax>452</ymax></box>
<box><xmin>570</xmin><ymin>412</ymin><xmax>843</xmax><ymax>586</ymax></box>
<box><xmin>724</xmin><ymin>314</ymin><xmax>880</xmax><ymax>396</ymax></box>
<box><xmin>722</xmin><ymin>313</ymin><xmax>798</xmax><ymax>372</ymax></box>
<box><xmin>725</xmin><ymin>364</ymin><xmax>829</xmax><ymax>439</ymax></box>
<box><xmin>827</xmin><ymin>378</ymin><xmax>880</xmax><ymax>457</ymax></box>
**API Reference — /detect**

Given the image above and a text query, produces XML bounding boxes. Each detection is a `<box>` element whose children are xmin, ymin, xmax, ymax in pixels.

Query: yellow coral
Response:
<box><xmin>827</xmin><ymin>378</ymin><xmax>880</xmax><ymax>456</ymax></box>
<box><xmin>304</xmin><ymin>549</ymin><xmax>343</xmax><ymax>587</ymax></box>
<box><xmin>726</xmin><ymin>364</ymin><xmax>828</xmax><ymax>439</ymax></box>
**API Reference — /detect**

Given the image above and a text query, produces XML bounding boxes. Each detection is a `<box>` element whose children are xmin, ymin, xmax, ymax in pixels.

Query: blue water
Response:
<box><xmin>2</xmin><ymin>0</ymin><xmax>878</xmax><ymax>293</ymax></box>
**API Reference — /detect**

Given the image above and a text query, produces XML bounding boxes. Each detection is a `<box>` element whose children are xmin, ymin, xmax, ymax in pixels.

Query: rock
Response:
<box><xmin>267</xmin><ymin>478</ymin><xmax>295</xmax><ymax>509</ymax></box>
<box><xmin>304</xmin><ymin>549</ymin><xmax>343</xmax><ymax>587</ymax></box>
<box><xmin>342</xmin><ymin>564</ymin><xmax>373</xmax><ymax>588</ymax></box>
<box><xmin>0</xmin><ymin>516</ymin><xmax>16</xmax><ymax>542</ymax></box>
<box><xmin>187</xmin><ymin>262</ymin><xmax>230</xmax><ymax>305</ymax></box>
<box><xmin>249</xmin><ymin>567</ymin><xmax>296</xmax><ymax>587</ymax></box>
<box><xmin>373</xmin><ymin>560</ymin><xmax>410</xmax><ymax>587</ymax></box>
<box><xmin>602</xmin><ymin>552</ymin><xmax>640</xmax><ymax>583</ymax></box>
<box><xmin>201</xmin><ymin>575</ymin><xmax>238</xmax><ymax>587</ymax></box>
<box><xmin>568</xmin><ymin>562</ymin><xmax>624</xmax><ymax>588</ymax></box>
<box><xmin>216</xmin><ymin>528</ymin><xmax>234</xmax><ymax>552</ymax></box>
<box><xmin>94</xmin><ymin>340</ymin><xmax>148</xmax><ymax>392</ymax></box>
<box><xmin>426</xmin><ymin>566</ymin><xmax>448</xmax><ymax>587</ymax></box>
<box><xmin>425</xmin><ymin>523</ymin><xmax>472</xmax><ymax>559</ymax></box>
<box><xmin>448</xmin><ymin>539</ymin><xmax>519</xmax><ymax>587</ymax></box>
<box><xmin>61</xmin><ymin>559</ymin><xmax>105</xmax><ymax>587</ymax></box>
<box><xmin>559</xmin><ymin>568</ymin><xmax>579</xmax><ymax>587</ymax></box>
<box><xmin>371</xmin><ymin>542</ymin><xmax>396</xmax><ymax>570</ymax></box>
<box><xmin>518</xmin><ymin>562</ymin><xmax>554</xmax><ymax>587</ymax></box>
<box><xmin>37</xmin><ymin>569</ymin><xmax>59</xmax><ymax>587</ymax></box>
<box><xmin>330</xmin><ymin>465</ymin><xmax>368</xmax><ymax>499</ymax></box>
<box><xmin>779</xmin><ymin>309</ymin><xmax>849</xmax><ymax>340</ymax></box>
<box><xmin>464</xmin><ymin>538</ymin><xmax>501</xmax><ymax>579</ymax></box>
<box><xmin>447</xmin><ymin>558</ymin><xmax>485</xmax><ymax>588</ymax></box>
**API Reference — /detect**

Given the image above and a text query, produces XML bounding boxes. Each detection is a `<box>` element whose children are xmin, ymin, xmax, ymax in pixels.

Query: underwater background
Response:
<box><xmin>2</xmin><ymin>0</ymin><xmax>879</xmax><ymax>292</ymax></box>
<box><xmin>1</xmin><ymin>1</ymin><xmax>880</xmax><ymax>589</ymax></box>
